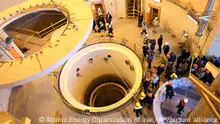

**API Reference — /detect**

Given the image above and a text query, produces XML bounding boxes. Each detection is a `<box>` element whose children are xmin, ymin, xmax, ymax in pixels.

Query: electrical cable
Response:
<box><xmin>102</xmin><ymin>51</ymin><xmax>152</xmax><ymax>120</ymax></box>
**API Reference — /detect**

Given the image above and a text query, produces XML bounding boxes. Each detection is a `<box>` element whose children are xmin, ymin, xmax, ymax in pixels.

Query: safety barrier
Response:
<box><xmin>51</xmin><ymin>33</ymin><xmax>146</xmax><ymax>114</ymax></box>
<box><xmin>0</xmin><ymin>1</ymin><xmax>71</xmax><ymax>69</ymax></box>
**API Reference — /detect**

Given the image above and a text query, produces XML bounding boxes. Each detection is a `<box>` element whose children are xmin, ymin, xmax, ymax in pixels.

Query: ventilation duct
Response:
<box><xmin>196</xmin><ymin>0</ymin><xmax>215</xmax><ymax>36</ymax></box>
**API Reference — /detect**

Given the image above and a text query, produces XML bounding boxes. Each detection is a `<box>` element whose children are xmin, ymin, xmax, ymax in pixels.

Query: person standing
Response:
<box><xmin>150</xmin><ymin>39</ymin><xmax>156</xmax><ymax>51</ymax></box>
<box><xmin>92</xmin><ymin>20</ymin><xmax>97</xmax><ymax>33</ymax></box>
<box><xmin>151</xmin><ymin>73</ymin><xmax>159</xmax><ymax>88</ymax></box>
<box><xmin>98</xmin><ymin>21</ymin><xmax>105</xmax><ymax>33</ymax></box>
<box><xmin>147</xmin><ymin>50</ymin><xmax>155</xmax><ymax>69</ymax></box>
<box><xmin>139</xmin><ymin>92</ymin><xmax>146</xmax><ymax>106</ymax></box>
<box><xmin>141</xmin><ymin>22</ymin><xmax>147</xmax><ymax>34</ymax></box>
<box><xmin>108</xmin><ymin>24</ymin><xmax>113</xmax><ymax>37</ymax></box>
<box><xmin>142</xmin><ymin>77</ymin><xmax>151</xmax><ymax>93</ymax></box>
<box><xmin>106</xmin><ymin>12</ymin><xmax>112</xmax><ymax>24</ymax></box>
<box><xmin>133</xmin><ymin>102</ymin><xmax>143</xmax><ymax>119</ymax></box>
<box><xmin>96</xmin><ymin>16</ymin><xmax>101</xmax><ymax>28</ymax></box>
<box><xmin>145</xmin><ymin>93</ymin><xmax>155</xmax><ymax>109</ymax></box>
<box><xmin>176</xmin><ymin>98</ymin><xmax>188</xmax><ymax>114</ymax></box>
<box><xmin>138</xmin><ymin>13</ymin><xmax>143</xmax><ymax>27</ymax></box>
<box><xmin>165</xmin><ymin>82</ymin><xmax>175</xmax><ymax>99</ymax></box>
<box><xmin>142</xmin><ymin>44</ymin><xmax>148</xmax><ymax>58</ymax></box>
<box><xmin>157</xmin><ymin>35</ymin><xmax>163</xmax><ymax>54</ymax></box>
<box><xmin>163</xmin><ymin>42</ymin><xmax>170</xmax><ymax>56</ymax></box>
<box><xmin>169</xmin><ymin>52</ymin><xmax>176</xmax><ymax>64</ymax></box>
<box><xmin>156</xmin><ymin>63</ymin><xmax>165</xmax><ymax>76</ymax></box>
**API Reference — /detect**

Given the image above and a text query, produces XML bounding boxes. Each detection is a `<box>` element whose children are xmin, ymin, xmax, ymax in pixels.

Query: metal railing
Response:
<box><xmin>51</xmin><ymin>33</ymin><xmax>146</xmax><ymax>114</ymax></box>
<box><xmin>0</xmin><ymin>1</ymin><xmax>71</xmax><ymax>70</ymax></box>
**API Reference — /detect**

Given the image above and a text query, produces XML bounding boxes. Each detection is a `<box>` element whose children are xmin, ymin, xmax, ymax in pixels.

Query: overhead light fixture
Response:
<box><xmin>187</xmin><ymin>13</ymin><xmax>199</xmax><ymax>25</ymax></box>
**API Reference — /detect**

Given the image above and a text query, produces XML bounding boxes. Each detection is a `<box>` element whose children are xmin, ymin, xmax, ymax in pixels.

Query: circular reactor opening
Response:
<box><xmin>59</xmin><ymin>42</ymin><xmax>143</xmax><ymax>113</ymax></box>
<box><xmin>90</xmin><ymin>83</ymin><xmax>127</xmax><ymax>107</ymax></box>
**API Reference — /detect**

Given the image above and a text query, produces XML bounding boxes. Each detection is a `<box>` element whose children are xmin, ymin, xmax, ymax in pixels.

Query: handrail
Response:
<box><xmin>38</xmin><ymin>17</ymin><xmax>67</xmax><ymax>34</ymax></box>
<box><xmin>0</xmin><ymin>2</ymin><xmax>71</xmax><ymax>66</ymax></box>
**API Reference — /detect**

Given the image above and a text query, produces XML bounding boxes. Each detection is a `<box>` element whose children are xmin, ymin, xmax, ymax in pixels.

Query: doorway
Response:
<box><xmin>145</xmin><ymin>4</ymin><xmax>161</xmax><ymax>25</ymax></box>
<box><xmin>151</xmin><ymin>8</ymin><xmax>159</xmax><ymax>20</ymax></box>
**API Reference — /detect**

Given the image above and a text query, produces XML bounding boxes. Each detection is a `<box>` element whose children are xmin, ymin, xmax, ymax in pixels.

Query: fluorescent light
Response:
<box><xmin>154</xmin><ymin>0</ymin><xmax>161</xmax><ymax>2</ymax></box>
<box><xmin>187</xmin><ymin>14</ymin><xmax>199</xmax><ymax>25</ymax></box>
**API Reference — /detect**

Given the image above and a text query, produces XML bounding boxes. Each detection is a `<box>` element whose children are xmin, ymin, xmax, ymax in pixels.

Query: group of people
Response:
<box><xmin>92</xmin><ymin>11</ymin><xmax>114</xmax><ymax>37</ymax></box>
<box><xmin>191</xmin><ymin>55</ymin><xmax>220</xmax><ymax>86</ymax></box>
<box><xmin>91</xmin><ymin>10</ymin><xmax>218</xmax><ymax>118</ymax></box>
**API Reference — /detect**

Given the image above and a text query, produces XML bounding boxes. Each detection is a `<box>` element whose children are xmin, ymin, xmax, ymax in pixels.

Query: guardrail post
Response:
<box><xmin>134</xmin><ymin>43</ymin><xmax>136</xmax><ymax>51</ymax></box>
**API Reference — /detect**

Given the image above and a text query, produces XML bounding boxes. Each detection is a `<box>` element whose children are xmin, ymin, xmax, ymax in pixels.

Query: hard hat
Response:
<box><xmin>168</xmin><ymin>82</ymin><xmax>172</xmax><ymax>86</ymax></box>
<box><xmin>141</xmin><ymin>92</ymin><xmax>146</xmax><ymax>97</ymax></box>
<box><xmin>165</xmin><ymin>42</ymin><xmax>169</xmax><ymax>45</ymax></box>
<box><xmin>136</xmin><ymin>102</ymin><xmax>141</xmax><ymax>107</ymax></box>
<box><xmin>146</xmin><ymin>34</ymin><xmax>149</xmax><ymax>38</ymax></box>
<box><xmin>106</xmin><ymin>23</ymin><xmax>109</xmax><ymax>27</ymax></box>
<box><xmin>184</xmin><ymin>98</ymin><xmax>188</xmax><ymax>103</ymax></box>
<box><xmin>184</xmin><ymin>33</ymin><xmax>188</xmax><ymax>36</ymax></box>
<box><xmin>173</xmin><ymin>73</ymin><xmax>178</xmax><ymax>78</ymax></box>
<box><xmin>155</xmin><ymin>17</ymin><xmax>158</xmax><ymax>20</ymax></box>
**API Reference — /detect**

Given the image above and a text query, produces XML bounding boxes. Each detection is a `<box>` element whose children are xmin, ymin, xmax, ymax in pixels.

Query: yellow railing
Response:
<box><xmin>0</xmin><ymin>1</ymin><xmax>71</xmax><ymax>67</ymax></box>
<box><xmin>8</xmin><ymin>17</ymin><xmax>67</xmax><ymax>39</ymax></box>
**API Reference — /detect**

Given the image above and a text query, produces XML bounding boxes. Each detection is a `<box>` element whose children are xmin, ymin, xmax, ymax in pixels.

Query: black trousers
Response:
<box><xmin>152</xmin><ymin>83</ymin><xmax>159</xmax><ymax>88</ymax></box>
<box><xmin>177</xmin><ymin>107</ymin><xmax>184</xmax><ymax>114</ymax></box>
<box><xmin>138</xmin><ymin>21</ymin><xmax>142</xmax><ymax>27</ymax></box>
<box><xmin>158</xmin><ymin>45</ymin><xmax>162</xmax><ymax>54</ymax></box>
<box><xmin>148</xmin><ymin>62</ymin><xmax>152</xmax><ymax>69</ymax></box>
<box><xmin>135</xmin><ymin>110</ymin><xmax>142</xmax><ymax>117</ymax></box>
<box><xmin>93</xmin><ymin>26</ymin><xmax>97</xmax><ymax>32</ymax></box>
<box><xmin>141</xmin><ymin>29</ymin><xmax>147</xmax><ymax>34</ymax></box>
<box><xmin>166</xmin><ymin>93</ymin><xmax>174</xmax><ymax>99</ymax></box>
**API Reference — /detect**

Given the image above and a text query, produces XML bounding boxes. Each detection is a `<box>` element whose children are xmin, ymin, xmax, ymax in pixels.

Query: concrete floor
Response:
<box><xmin>7</xmin><ymin>18</ymin><xmax>184</xmax><ymax>124</ymax></box>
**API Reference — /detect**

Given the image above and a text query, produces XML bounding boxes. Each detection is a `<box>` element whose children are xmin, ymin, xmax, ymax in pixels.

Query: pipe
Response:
<box><xmin>195</xmin><ymin>0</ymin><xmax>215</xmax><ymax>36</ymax></box>
<box><xmin>200</xmin><ymin>90</ymin><xmax>220</xmax><ymax>121</ymax></box>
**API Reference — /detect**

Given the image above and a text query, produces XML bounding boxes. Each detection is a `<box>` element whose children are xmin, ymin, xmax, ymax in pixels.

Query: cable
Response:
<box><xmin>102</xmin><ymin>51</ymin><xmax>152</xmax><ymax>119</ymax></box>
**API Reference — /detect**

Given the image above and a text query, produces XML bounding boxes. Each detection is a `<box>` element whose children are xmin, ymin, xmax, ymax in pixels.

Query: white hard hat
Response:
<box><xmin>184</xmin><ymin>98</ymin><xmax>188</xmax><ymax>103</ymax></box>
<box><xmin>146</xmin><ymin>34</ymin><xmax>149</xmax><ymax>38</ymax></box>
<box><xmin>165</xmin><ymin>42</ymin><xmax>169</xmax><ymax>45</ymax></box>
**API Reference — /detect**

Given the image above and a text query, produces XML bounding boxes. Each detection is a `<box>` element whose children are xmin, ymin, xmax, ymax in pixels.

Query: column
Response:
<box><xmin>189</xmin><ymin>73</ymin><xmax>220</xmax><ymax>124</ymax></box>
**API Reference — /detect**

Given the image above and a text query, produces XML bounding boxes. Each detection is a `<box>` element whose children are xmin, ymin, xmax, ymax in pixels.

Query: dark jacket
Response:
<box><xmin>147</xmin><ymin>54</ymin><xmax>154</xmax><ymax>63</ymax></box>
<box><xmin>177</xmin><ymin>99</ymin><xmax>185</xmax><ymax>109</ymax></box>
<box><xmin>146</xmin><ymin>95</ymin><xmax>155</xmax><ymax>104</ymax></box>
<box><xmin>166</xmin><ymin>85</ymin><xmax>175</xmax><ymax>97</ymax></box>
<box><xmin>158</xmin><ymin>37</ymin><xmax>163</xmax><ymax>46</ymax></box>
<box><xmin>157</xmin><ymin>66</ymin><xmax>165</xmax><ymax>76</ymax></box>
<box><xmin>170</xmin><ymin>53</ymin><xmax>176</xmax><ymax>63</ymax></box>
<box><xmin>138</xmin><ymin>14</ymin><xmax>143</xmax><ymax>22</ymax></box>
<box><xmin>201</xmin><ymin>72</ymin><xmax>214</xmax><ymax>86</ymax></box>
<box><xmin>163</xmin><ymin>45</ymin><xmax>170</xmax><ymax>54</ymax></box>
<box><xmin>106</xmin><ymin>13</ymin><xmax>112</xmax><ymax>23</ymax></box>
<box><xmin>142</xmin><ymin>46</ymin><xmax>148</xmax><ymax>54</ymax></box>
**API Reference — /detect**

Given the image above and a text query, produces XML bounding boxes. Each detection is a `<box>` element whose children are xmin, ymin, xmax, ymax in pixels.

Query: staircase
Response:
<box><xmin>127</xmin><ymin>0</ymin><xmax>140</xmax><ymax>18</ymax></box>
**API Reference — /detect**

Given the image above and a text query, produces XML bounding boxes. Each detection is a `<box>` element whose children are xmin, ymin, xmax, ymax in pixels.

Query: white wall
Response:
<box><xmin>59</xmin><ymin>43</ymin><xmax>143</xmax><ymax>112</ymax></box>
<box><xmin>207</xmin><ymin>29</ymin><xmax>220</xmax><ymax>57</ymax></box>
<box><xmin>0</xmin><ymin>88</ymin><xmax>12</xmax><ymax>111</ymax></box>
<box><xmin>68</xmin><ymin>49</ymin><xmax>137</xmax><ymax>103</ymax></box>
